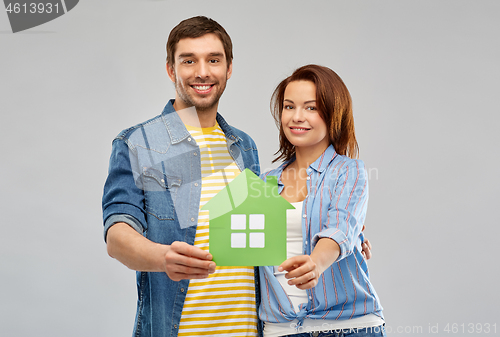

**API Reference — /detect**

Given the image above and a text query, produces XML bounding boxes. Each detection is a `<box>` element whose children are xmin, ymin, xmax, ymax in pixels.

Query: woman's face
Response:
<box><xmin>281</xmin><ymin>80</ymin><xmax>329</xmax><ymax>152</ymax></box>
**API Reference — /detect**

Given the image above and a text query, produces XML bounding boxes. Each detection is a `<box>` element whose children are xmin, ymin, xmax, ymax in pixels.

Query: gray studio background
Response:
<box><xmin>1</xmin><ymin>1</ymin><xmax>499</xmax><ymax>336</ymax></box>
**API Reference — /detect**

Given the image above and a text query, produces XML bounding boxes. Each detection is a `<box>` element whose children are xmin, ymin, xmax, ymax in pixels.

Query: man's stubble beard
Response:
<box><xmin>174</xmin><ymin>76</ymin><xmax>228</xmax><ymax>114</ymax></box>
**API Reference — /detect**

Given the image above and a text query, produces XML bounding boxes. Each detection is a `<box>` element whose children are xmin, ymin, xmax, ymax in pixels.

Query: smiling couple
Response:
<box><xmin>102</xmin><ymin>16</ymin><xmax>384</xmax><ymax>337</ymax></box>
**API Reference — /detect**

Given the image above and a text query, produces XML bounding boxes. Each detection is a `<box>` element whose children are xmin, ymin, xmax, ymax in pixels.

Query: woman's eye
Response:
<box><xmin>284</xmin><ymin>105</ymin><xmax>293</xmax><ymax>110</ymax></box>
<box><xmin>306</xmin><ymin>106</ymin><xmax>316</xmax><ymax>111</ymax></box>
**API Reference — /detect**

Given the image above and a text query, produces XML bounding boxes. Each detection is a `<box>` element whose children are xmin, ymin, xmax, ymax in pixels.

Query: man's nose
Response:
<box><xmin>195</xmin><ymin>62</ymin><xmax>209</xmax><ymax>79</ymax></box>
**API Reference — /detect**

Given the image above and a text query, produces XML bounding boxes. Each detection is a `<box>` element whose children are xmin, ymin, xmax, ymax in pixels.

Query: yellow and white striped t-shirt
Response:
<box><xmin>178</xmin><ymin>123</ymin><xmax>258</xmax><ymax>337</ymax></box>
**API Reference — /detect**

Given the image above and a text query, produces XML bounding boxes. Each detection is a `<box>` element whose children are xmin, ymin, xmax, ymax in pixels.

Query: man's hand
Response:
<box><xmin>278</xmin><ymin>255</ymin><xmax>320</xmax><ymax>290</ymax></box>
<box><xmin>361</xmin><ymin>239</ymin><xmax>372</xmax><ymax>260</ymax></box>
<box><xmin>107</xmin><ymin>223</ymin><xmax>215</xmax><ymax>281</ymax></box>
<box><xmin>164</xmin><ymin>241</ymin><xmax>216</xmax><ymax>281</ymax></box>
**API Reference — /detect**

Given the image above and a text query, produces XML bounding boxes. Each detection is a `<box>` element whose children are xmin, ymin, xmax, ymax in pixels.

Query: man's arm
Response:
<box><xmin>103</xmin><ymin>138</ymin><xmax>215</xmax><ymax>281</ymax></box>
<box><xmin>361</xmin><ymin>238</ymin><xmax>372</xmax><ymax>260</ymax></box>
<box><xmin>106</xmin><ymin>222</ymin><xmax>216</xmax><ymax>281</ymax></box>
<box><xmin>360</xmin><ymin>226</ymin><xmax>372</xmax><ymax>260</ymax></box>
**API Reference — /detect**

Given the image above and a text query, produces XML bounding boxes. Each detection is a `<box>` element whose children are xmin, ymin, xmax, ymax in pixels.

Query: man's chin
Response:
<box><xmin>192</xmin><ymin>97</ymin><xmax>222</xmax><ymax>113</ymax></box>
<box><xmin>193</xmin><ymin>104</ymin><xmax>218</xmax><ymax>113</ymax></box>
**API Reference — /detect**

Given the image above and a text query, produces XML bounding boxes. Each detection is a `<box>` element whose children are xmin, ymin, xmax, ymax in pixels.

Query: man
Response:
<box><xmin>102</xmin><ymin>15</ymin><xmax>372</xmax><ymax>337</ymax></box>
<box><xmin>102</xmin><ymin>16</ymin><xmax>261</xmax><ymax>336</ymax></box>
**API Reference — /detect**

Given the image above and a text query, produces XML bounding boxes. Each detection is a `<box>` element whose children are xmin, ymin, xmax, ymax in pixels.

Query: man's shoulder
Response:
<box><xmin>114</xmin><ymin>114</ymin><xmax>164</xmax><ymax>141</ymax></box>
<box><xmin>113</xmin><ymin>100</ymin><xmax>178</xmax><ymax>142</ymax></box>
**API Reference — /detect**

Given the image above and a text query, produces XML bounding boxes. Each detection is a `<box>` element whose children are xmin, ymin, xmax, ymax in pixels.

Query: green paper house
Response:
<box><xmin>202</xmin><ymin>168</ymin><xmax>295</xmax><ymax>266</ymax></box>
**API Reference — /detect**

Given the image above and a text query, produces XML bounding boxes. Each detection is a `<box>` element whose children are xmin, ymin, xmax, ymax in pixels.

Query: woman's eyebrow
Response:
<box><xmin>284</xmin><ymin>99</ymin><xmax>316</xmax><ymax>104</ymax></box>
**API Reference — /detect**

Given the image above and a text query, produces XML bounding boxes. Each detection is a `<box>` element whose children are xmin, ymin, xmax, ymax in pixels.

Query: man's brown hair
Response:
<box><xmin>166</xmin><ymin>16</ymin><xmax>233</xmax><ymax>68</ymax></box>
<box><xmin>271</xmin><ymin>64</ymin><xmax>359</xmax><ymax>163</ymax></box>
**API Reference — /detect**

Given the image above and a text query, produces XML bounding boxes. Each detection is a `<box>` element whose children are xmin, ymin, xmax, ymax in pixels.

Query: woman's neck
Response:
<box><xmin>293</xmin><ymin>143</ymin><xmax>329</xmax><ymax>170</ymax></box>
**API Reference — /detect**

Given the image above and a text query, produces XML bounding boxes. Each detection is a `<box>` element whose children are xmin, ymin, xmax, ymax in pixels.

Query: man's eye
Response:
<box><xmin>209</xmin><ymin>59</ymin><xmax>219</xmax><ymax>63</ymax></box>
<box><xmin>183</xmin><ymin>60</ymin><xmax>194</xmax><ymax>64</ymax></box>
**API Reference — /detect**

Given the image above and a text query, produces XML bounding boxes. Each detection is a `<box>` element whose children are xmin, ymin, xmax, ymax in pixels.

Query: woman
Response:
<box><xmin>259</xmin><ymin>65</ymin><xmax>385</xmax><ymax>337</ymax></box>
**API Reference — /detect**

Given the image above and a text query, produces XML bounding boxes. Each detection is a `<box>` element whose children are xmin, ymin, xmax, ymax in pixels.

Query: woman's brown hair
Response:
<box><xmin>271</xmin><ymin>64</ymin><xmax>359</xmax><ymax>163</ymax></box>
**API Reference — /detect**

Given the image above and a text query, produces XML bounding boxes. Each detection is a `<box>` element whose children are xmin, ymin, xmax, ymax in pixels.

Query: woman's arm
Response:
<box><xmin>277</xmin><ymin>237</ymin><xmax>340</xmax><ymax>290</ymax></box>
<box><xmin>313</xmin><ymin>159</ymin><xmax>369</xmax><ymax>263</ymax></box>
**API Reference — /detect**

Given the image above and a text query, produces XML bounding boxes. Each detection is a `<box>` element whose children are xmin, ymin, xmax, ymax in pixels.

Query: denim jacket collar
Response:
<box><xmin>160</xmin><ymin>100</ymin><xmax>191</xmax><ymax>144</ymax></box>
<box><xmin>161</xmin><ymin>99</ymin><xmax>242</xmax><ymax>146</ymax></box>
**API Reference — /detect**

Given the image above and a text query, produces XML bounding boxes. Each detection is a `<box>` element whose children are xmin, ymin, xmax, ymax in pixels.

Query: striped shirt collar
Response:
<box><xmin>309</xmin><ymin>144</ymin><xmax>337</xmax><ymax>173</ymax></box>
<box><xmin>279</xmin><ymin>144</ymin><xmax>338</xmax><ymax>174</ymax></box>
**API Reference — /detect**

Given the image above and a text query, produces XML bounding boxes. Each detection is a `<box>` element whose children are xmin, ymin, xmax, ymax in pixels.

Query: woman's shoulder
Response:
<box><xmin>259</xmin><ymin>163</ymin><xmax>288</xmax><ymax>181</ymax></box>
<box><xmin>332</xmin><ymin>153</ymin><xmax>366</xmax><ymax>171</ymax></box>
<box><xmin>328</xmin><ymin>154</ymin><xmax>368</xmax><ymax>184</ymax></box>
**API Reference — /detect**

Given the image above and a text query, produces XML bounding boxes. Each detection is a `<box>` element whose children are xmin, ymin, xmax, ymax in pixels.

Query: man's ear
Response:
<box><xmin>226</xmin><ymin>61</ymin><xmax>233</xmax><ymax>80</ymax></box>
<box><xmin>166</xmin><ymin>62</ymin><xmax>176</xmax><ymax>82</ymax></box>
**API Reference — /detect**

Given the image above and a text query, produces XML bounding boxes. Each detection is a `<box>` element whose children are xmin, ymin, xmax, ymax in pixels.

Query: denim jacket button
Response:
<box><xmin>180</xmin><ymin>288</ymin><xmax>185</xmax><ymax>293</ymax></box>
<box><xmin>191</xmin><ymin>218</ymin><xmax>195</xmax><ymax>222</ymax></box>
<box><xmin>193</xmin><ymin>152</ymin><xmax>197</xmax><ymax>156</ymax></box>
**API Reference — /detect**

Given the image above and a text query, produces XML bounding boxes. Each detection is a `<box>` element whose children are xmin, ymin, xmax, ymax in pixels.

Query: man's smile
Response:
<box><xmin>191</xmin><ymin>84</ymin><xmax>214</xmax><ymax>94</ymax></box>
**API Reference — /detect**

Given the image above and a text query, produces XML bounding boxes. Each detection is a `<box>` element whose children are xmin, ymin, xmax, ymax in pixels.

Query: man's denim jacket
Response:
<box><xmin>102</xmin><ymin>100</ymin><xmax>262</xmax><ymax>337</ymax></box>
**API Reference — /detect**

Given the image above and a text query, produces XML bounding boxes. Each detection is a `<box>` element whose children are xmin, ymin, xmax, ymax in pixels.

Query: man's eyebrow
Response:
<box><xmin>177</xmin><ymin>52</ymin><xmax>224</xmax><ymax>59</ymax></box>
<box><xmin>208</xmin><ymin>52</ymin><xmax>224</xmax><ymax>57</ymax></box>
<box><xmin>178</xmin><ymin>52</ymin><xmax>195</xmax><ymax>59</ymax></box>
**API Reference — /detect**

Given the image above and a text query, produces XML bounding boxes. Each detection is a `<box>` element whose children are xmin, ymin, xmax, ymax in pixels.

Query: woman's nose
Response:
<box><xmin>292</xmin><ymin>108</ymin><xmax>305</xmax><ymax>122</ymax></box>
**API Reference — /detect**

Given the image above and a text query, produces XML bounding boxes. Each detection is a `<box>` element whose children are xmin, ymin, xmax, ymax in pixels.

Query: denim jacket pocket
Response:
<box><xmin>142</xmin><ymin>166</ymin><xmax>181</xmax><ymax>220</ymax></box>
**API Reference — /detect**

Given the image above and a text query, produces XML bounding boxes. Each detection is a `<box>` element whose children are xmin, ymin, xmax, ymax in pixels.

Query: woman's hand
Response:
<box><xmin>279</xmin><ymin>237</ymin><xmax>341</xmax><ymax>290</ymax></box>
<box><xmin>278</xmin><ymin>255</ymin><xmax>320</xmax><ymax>290</ymax></box>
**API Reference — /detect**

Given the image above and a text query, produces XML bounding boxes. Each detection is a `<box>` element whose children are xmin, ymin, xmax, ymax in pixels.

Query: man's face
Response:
<box><xmin>167</xmin><ymin>33</ymin><xmax>232</xmax><ymax>114</ymax></box>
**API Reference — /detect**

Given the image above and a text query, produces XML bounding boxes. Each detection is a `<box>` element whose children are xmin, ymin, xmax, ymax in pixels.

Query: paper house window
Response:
<box><xmin>230</xmin><ymin>214</ymin><xmax>265</xmax><ymax>248</ymax></box>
